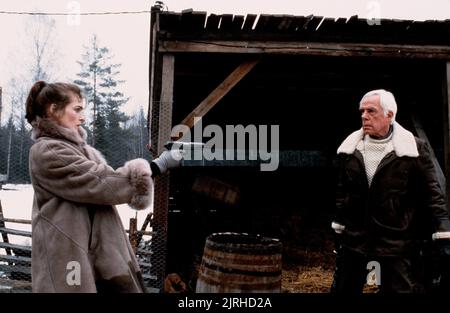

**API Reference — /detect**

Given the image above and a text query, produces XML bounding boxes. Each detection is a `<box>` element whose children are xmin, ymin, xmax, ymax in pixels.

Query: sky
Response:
<box><xmin>0</xmin><ymin>0</ymin><xmax>449</xmax><ymax>125</ymax></box>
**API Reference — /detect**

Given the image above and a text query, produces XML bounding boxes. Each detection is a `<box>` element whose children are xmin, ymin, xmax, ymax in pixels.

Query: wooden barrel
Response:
<box><xmin>196</xmin><ymin>232</ymin><xmax>282</xmax><ymax>293</ymax></box>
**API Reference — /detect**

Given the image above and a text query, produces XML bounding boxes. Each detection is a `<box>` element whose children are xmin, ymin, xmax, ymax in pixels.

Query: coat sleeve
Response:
<box><xmin>30</xmin><ymin>140</ymin><xmax>153</xmax><ymax>210</ymax></box>
<box><xmin>332</xmin><ymin>154</ymin><xmax>347</xmax><ymax>233</ymax></box>
<box><xmin>417</xmin><ymin>140</ymin><xmax>450</xmax><ymax>236</ymax></box>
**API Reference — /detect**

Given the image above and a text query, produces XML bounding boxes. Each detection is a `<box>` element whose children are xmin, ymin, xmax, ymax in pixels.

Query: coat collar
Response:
<box><xmin>337</xmin><ymin>121</ymin><xmax>419</xmax><ymax>157</ymax></box>
<box><xmin>31</xmin><ymin>117</ymin><xmax>87</xmax><ymax>146</ymax></box>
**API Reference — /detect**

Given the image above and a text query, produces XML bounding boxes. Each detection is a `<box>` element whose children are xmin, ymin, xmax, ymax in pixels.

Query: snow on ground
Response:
<box><xmin>0</xmin><ymin>184</ymin><xmax>153</xmax><ymax>246</ymax></box>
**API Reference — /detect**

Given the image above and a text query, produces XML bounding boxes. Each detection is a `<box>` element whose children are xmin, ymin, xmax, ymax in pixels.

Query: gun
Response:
<box><xmin>164</xmin><ymin>141</ymin><xmax>205</xmax><ymax>150</ymax></box>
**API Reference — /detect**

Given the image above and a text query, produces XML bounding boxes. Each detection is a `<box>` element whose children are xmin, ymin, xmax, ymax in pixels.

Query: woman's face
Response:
<box><xmin>53</xmin><ymin>95</ymin><xmax>86</xmax><ymax>130</ymax></box>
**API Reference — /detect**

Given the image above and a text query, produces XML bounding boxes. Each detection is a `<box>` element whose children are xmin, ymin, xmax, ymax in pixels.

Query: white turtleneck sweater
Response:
<box><xmin>356</xmin><ymin>133</ymin><xmax>394</xmax><ymax>186</ymax></box>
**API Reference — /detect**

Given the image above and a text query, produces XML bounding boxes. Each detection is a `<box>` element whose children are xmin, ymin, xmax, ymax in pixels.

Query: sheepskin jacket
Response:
<box><xmin>333</xmin><ymin>122</ymin><xmax>450</xmax><ymax>256</ymax></box>
<box><xmin>29</xmin><ymin>117</ymin><xmax>152</xmax><ymax>293</ymax></box>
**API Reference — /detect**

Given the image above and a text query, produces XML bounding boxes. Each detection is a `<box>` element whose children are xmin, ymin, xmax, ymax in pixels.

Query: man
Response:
<box><xmin>331</xmin><ymin>89</ymin><xmax>450</xmax><ymax>293</ymax></box>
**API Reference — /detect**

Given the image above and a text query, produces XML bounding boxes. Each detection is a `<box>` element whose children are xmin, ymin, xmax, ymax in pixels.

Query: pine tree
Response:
<box><xmin>126</xmin><ymin>106</ymin><xmax>150</xmax><ymax>161</ymax></box>
<box><xmin>74</xmin><ymin>35</ymin><xmax>130</xmax><ymax>168</ymax></box>
<box><xmin>15</xmin><ymin>118</ymin><xmax>32</xmax><ymax>182</ymax></box>
<box><xmin>5</xmin><ymin>115</ymin><xmax>15</xmax><ymax>182</ymax></box>
<box><xmin>0</xmin><ymin>124</ymin><xmax>8</xmax><ymax>177</ymax></box>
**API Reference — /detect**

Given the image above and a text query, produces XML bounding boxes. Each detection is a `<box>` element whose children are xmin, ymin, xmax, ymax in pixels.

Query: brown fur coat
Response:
<box><xmin>29</xmin><ymin>117</ymin><xmax>152</xmax><ymax>292</ymax></box>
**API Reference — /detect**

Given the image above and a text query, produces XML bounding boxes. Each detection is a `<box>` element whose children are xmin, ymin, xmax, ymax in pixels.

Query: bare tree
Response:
<box><xmin>5</xmin><ymin>14</ymin><xmax>61</xmax><ymax>124</ymax></box>
<box><xmin>24</xmin><ymin>14</ymin><xmax>60</xmax><ymax>83</ymax></box>
<box><xmin>1</xmin><ymin>14</ymin><xmax>61</xmax><ymax>183</ymax></box>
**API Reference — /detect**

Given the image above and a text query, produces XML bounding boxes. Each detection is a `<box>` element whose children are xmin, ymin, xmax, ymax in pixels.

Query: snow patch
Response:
<box><xmin>0</xmin><ymin>184</ymin><xmax>153</xmax><ymax>245</ymax></box>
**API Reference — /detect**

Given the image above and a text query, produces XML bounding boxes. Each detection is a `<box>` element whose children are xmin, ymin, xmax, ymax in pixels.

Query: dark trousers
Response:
<box><xmin>330</xmin><ymin>247</ymin><xmax>425</xmax><ymax>293</ymax></box>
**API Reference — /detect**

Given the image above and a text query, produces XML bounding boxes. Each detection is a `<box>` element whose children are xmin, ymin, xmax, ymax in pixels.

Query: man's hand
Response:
<box><xmin>153</xmin><ymin>149</ymin><xmax>184</xmax><ymax>174</ymax></box>
<box><xmin>433</xmin><ymin>239</ymin><xmax>450</xmax><ymax>292</ymax></box>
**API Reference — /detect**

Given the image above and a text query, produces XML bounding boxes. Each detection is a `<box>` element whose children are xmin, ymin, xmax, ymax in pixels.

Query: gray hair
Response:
<box><xmin>359</xmin><ymin>89</ymin><xmax>397</xmax><ymax>124</ymax></box>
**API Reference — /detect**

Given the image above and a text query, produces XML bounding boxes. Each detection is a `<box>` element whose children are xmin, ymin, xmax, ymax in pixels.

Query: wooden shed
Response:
<box><xmin>146</xmin><ymin>6</ymin><xmax>450</xmax><ymax>292</ymax></box>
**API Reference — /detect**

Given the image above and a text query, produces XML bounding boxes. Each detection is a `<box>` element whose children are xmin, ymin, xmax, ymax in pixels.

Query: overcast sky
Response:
<box><xmin>0</xmin><ymin>0</ymin><xmax>449</xmax><ymax>125</ymax></box>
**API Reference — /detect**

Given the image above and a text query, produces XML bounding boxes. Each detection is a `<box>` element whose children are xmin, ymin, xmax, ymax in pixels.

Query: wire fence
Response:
<box><xmin>0</xmin><ymin>113</ymin><xmax>158</xmax><ymax>292</ymax></box>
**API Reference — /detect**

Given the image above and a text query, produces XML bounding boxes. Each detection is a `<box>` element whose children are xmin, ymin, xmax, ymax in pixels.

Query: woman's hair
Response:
<box><xmin>25</xmin><ymin>81</ymin><xmax>83</xmax><ymax>124</ymax></box>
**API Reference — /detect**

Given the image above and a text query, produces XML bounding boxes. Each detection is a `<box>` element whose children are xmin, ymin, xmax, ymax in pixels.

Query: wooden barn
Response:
<box><xmin>0</xmin><ymin>6</ymin><xmax>449</xmax><ymax>293</ymax></box>
<box><xmin>145</xmin><ymin>6</ymin><xmax>450</xmax><ymax>292</ymax></box>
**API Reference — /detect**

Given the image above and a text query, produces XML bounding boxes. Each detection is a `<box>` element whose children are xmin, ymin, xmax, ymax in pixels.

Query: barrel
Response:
<box><xmin>196</xmin><ymin>232</ymin><xmax>282</xmax><ymax>293</ymax></box>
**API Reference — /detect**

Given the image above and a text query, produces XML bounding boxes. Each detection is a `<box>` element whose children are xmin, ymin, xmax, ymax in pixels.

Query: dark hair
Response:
<box><xmin>25</xmin><ymin>81</ymin><xmax>83</xmax><ymax>124</ymax></box>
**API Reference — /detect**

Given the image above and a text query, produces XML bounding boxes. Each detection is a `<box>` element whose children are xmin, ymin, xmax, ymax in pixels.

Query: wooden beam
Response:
<box><xmin>0</xmin><ymin>242</ymin><xmax>32</xmax><ymax>253</ymax></box>
<box><xmin>0</xmin><ymin>254</ymin><xmax>31</xmax><ymax>264</ymax></box>
<box><xmin>181</xmin><ymin>58</ymin><xmax>260</xmax><ymax>129</ymax></box>
<box><xmin>0</xmin><ymin>217</ymin><xmax>31</xmax><ymax>224</ymax></box>
<box><xmin>147</xmin><ymin>9</ymin><xmax>160</xmax><ymax>129</ymax></box>
<box><xmin>0</xmin><ymin>266</ymin><xmax>31</xmax><ymax>277</ymax></box>
<box><xmin>0</xmin><ymin>200</ymin><xmax>11</xmax><ymax>255</ymax></box>
<box><xmin>128</xmin><ymin>217</ymin><xmax>138</xmax><ymax>253</ymax></box>
<box><xmin>160</xmin><ymin>40</ymin><xmax>450</xmax><ymax>59</ymax></box>
<box><xmin>0</xmin><ymin>227</ymin><xmax>32</xmax><ymax>237</ymax></box>
<box><xmin>150</xmin><ymin>53</ymin><xmax>175</xmax><ymax>292</ymax></box>
<box><xmin>137</xmin><ymin>212</ymin><xmax>153</xmax><ymax>245</ymax></box>
<box><xmin>158</xmin><ymin>54</ymin><xmax>175</xmax><ymax>153</ymax></box>
<box><xmin>445</xmin><ymin>62</ymin><xmax>450</xmax><ymax>210</ymax></box>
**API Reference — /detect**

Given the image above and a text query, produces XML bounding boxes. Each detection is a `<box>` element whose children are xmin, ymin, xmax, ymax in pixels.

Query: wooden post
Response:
<box><xmin>157</xmin><ymin>54</ymin><xmax>175</xmax><ymax>153</ymax></box>
<box><xmin>129</xmin><ymin>217</ymin><xmax>138</xmax><ymax>254</ymax></box>
<box><xmin>137</xmin><ymin>213</ymin><xmax>153</xmax><ymax>245</ymax></box>
<box><xmin>0</xmin><ymin>200</ymin><xmax>12</xmax><ymax>256</ymax></box>
<box><xmin>147</xmin><ymin>6</ymin><xmax>160</xmax><ymax>131</ymax></box>
<box><xmin>151</xmin><ymin>53</ymin><xmax>175</xmax><ymax>291</ymax></box>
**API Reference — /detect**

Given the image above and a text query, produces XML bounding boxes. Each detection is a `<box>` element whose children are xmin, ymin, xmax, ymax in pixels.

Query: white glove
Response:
<box><xmin>153</xmin><ymin>149</ymin><xmax>184</xmax><ymax>174</ymax></box>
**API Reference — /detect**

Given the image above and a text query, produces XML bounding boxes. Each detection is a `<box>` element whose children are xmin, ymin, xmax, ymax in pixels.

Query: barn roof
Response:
<box><xmin>157</xmin><ymin>10</ymin><xmax>450</xmax><ymax>45</ymax></box>
<box><xmin>153</xmin><ymin>9</ymin><xmax>450</xmax><ymax>59</ymax></box>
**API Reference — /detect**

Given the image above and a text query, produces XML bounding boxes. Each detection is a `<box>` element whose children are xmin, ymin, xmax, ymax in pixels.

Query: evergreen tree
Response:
<box><xmin>0</xmin><ymin>124</ymin><xmax>8</xmax><ymax>177</ymax></box>
<box><xmin>15</xmin><ymin>118</ymin><xmax>33</xmax><ymax>182</ymax></box>
<box><xmin>74</xmin><ymin>35</ymin><xmax>130</xmax><ymax>168</ymax></box>
<box><xmin>5</xmin><ymin>115</ymin><xmax>15</xmax><ymax>182</ymax></box>
<box><xmin>126</xmin><ymin>106</ymin><xmax>150</xmax><ymax>161</ymax></box>
<box><xmin>136</xmin><ymin>106</ymin><xmax>150</xmax><ymax>159</ymax></box>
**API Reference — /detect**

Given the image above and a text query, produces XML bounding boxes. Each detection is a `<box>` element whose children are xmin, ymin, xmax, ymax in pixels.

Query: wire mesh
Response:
<box><xmin>0</xmin><ymin>198</ymin><xmax>32</xmax><ymax>293</ymax></box>
<box><xmin>145</xmin><ymin>96</ymin><xmax>174</xmax><ymax>292</ymax></box>
<box><xmin>0</xmin><ymin>107</ymin><xmax>155</xmax><ymax>293</ymax></box>
<box><xmin>0</xmin><ymin>121</ymin><xmax>33</xmax><ymax>291</ymax></box>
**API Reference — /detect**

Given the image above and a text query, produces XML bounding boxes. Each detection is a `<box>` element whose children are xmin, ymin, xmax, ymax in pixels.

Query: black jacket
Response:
<box><xmin>334</xmin><ymin>124</ymin><xmax>450</xmax><ymax>256</ymax></box>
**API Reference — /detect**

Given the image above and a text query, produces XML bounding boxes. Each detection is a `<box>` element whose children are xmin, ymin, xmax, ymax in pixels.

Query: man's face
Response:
<box><xmin>359</xmin><ymin>94</ymin><xmax>392</xmax><ymax>138</ymax></box>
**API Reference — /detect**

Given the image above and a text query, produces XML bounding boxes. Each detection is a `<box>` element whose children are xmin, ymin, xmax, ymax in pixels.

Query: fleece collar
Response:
<box><xmin>31</xmin><ymin>117</ymin><xmax>87</xmax><ymax>146</ymax></box>
<box><xmin>337</xmin><ymin>121</ymin><xmax>419</xmax><ymax>157</ymax></box>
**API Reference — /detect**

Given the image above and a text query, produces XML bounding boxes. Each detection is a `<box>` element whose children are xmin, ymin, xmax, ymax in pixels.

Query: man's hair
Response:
<box><xmin>359</xmin><ymin>89</ymin><xmax>397</xmax><ymax>124</ymax></box>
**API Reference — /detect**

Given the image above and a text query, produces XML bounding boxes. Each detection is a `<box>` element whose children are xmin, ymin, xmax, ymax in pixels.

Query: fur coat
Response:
<box><xmin>29</xmin><ymin>117</ymin><xmax>152</xmax><ymax>292</ymax></box>
<box><xmin>333</xmin><ymin>121</ymin><xmax>450</xmax><ymax>256</ymax></box>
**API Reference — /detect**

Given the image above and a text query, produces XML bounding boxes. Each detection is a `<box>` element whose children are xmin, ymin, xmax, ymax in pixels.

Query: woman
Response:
<box><xmin>25</xmin><ymin>81</ymin><xmax>179</xmax><ymax>292</ymax></box>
